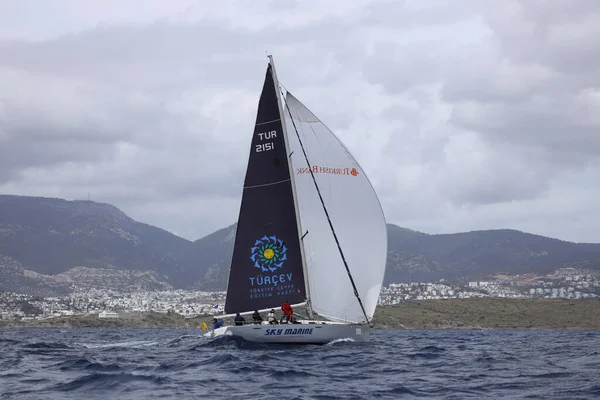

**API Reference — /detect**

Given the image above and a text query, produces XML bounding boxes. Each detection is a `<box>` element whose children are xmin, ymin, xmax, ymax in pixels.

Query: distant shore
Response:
<box><xmin>2</xmin><ymin>298</ymin><xmax>600</xmax><ymax>330</ymax></box>
<box><xmin>374</xmin><ymin>298</ymin><xmax>600</xmax><ymax>330</ymax></box>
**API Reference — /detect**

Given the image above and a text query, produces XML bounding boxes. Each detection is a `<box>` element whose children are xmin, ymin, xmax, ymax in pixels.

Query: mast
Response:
<box><xmin>268</xmin><ymin>54</ymin><xmax>315</xmax><ymax>319</ymax></box>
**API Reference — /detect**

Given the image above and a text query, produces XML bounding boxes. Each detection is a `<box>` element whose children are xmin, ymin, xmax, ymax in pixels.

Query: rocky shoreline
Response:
<box><xmin>2</xmin><ymin>298</ymin><xmax>600</xmax><ymax>330</ymax></box>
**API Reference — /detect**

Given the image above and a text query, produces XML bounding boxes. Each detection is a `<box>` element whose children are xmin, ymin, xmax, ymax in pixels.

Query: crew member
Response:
<box><xmin>213</xmin><ymin>317</ymin><xmax>223</xmax><ymax>329</ymax></box>
<box><xmin>267</xmin><ymin>309</ymin><xmax>278</xmax><ymax>324</ymax></box>
<box><xmin>281</xmin><ymin>300</ymin><xmax>293</xmax><ymax>323</ymax></box>
<box><xmin>234</xmin><ymin>312</ymin><xmax>246</xmax><ymax>326</ymax></box>
<box><xmin>251</xmin><ymin>310</ymin><xmax>263</xmax><ymax>324</ymax></box>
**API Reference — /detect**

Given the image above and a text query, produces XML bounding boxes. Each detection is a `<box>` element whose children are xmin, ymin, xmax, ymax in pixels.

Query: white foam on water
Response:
<box><xmin>326</xmin><ymin>337</ymin><xmax>355</xmax><ymax>346</ymax></box>
<box><xmin>81</xmin><ymin>340</ymin><xmax>159</xmax><ymax>349</ymax></box>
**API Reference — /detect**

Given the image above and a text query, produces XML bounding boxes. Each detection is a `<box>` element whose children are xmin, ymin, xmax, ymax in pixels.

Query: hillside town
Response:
<box><xmin>379</xmin><ymin>268</ymin><xmax>600</xmax><ymax>305</ymax></box>
<box><xmin>1</xmin><ymin>268</ymin><xmax>599</xmax><ymax>321</ymax></box>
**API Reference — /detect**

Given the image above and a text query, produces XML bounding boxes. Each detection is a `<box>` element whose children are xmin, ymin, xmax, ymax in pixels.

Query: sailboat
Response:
<box><xmin>205</xmin><ymin>55</ymin><xmax>387</xmax><ymax>344</ymax></box>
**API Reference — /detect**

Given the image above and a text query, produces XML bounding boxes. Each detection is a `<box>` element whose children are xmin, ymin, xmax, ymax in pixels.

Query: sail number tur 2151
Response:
<box><xmin>255</xmin><ymin>130</ymin><xmax>276</xmax><ymax>152</ymax></box>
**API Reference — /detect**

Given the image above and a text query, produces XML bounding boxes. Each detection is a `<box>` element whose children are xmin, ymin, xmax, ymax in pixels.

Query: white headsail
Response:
<box><xmin>283</xmin><ymin>93</ymin><xmax>387</xmax><ymax>324</ymax></box>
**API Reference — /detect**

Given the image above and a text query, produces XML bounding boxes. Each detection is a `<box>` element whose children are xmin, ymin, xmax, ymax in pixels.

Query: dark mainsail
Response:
<box><xmin>224</xmin><ymin>64</ymin><xmax>306</xmax><ymax>314</ymax></box>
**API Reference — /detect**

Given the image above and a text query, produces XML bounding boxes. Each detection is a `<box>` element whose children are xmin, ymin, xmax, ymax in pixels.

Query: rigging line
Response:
<box><xmin>244</xmin><ymin>178</ymin><xmax>291</xmax><ymax>189</ymax></box>
<box><xmin>255</xmin><ymin>118</ymin><xmax>281</xmax><ymax>126</ymax></box>
<box><xmin>280</xmin><ymin>88</ymin><xmax>371</xmax><ymax>326</ymax></box>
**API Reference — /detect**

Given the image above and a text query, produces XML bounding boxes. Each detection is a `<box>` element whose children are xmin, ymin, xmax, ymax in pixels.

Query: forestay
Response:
<box><xmin>283</xmin><ymin>92</ymin><xmax>387</xmax><ymax>324</ymax></box>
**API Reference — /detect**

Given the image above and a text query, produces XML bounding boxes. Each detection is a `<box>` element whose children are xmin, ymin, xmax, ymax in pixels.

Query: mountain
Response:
<box><xmin>180</xmin><ymin>224</ymin><xmax>237</xmax><ymax>291</ymax></box>
<box><xmin>384</xmin><ymin>225</ymin><xmax>600</xmax><ymax>283</ymax></box>
<box><xmin>0</xmin><ymin>195</ymin><xmax>194</xmax><ymax>294</ymax></box>
<box><xmin>1</xmin><ymin>194</ymin><xmax>600</xmax><ymax>295</ymax></box>
<box><xmin>190</xmin><ymin>223</ymin><xmax>600</xmax><ymax>286</ymax></box>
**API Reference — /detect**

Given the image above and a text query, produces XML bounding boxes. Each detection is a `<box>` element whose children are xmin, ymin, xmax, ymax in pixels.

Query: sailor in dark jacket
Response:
<box><xmin>234</xmin><ymin>313</ymin><xmax>246</xmax><ymax>326</ymax></box>
<box><xmin>251</xmin><ymin>310</ymin><xmax>263</xmax><ymax>324</ymax></box>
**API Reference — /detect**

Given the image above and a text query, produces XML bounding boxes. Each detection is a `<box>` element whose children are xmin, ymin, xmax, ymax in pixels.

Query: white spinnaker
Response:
<box><xmin>283</xmin><ymin>93</ymin><xmax>387</xmax><ymax>324</ymax></box>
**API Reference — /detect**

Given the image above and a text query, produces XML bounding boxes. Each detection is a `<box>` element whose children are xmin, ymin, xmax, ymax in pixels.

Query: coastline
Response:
<box><xmin>374</xmin><ymin>298</ymin><xmax>600</xmax><ymax>330</ymax></box>
<box><xmin>2</xmin><ymin>298</ymin><xmax>600</xmax><ymax>330</ymax></box>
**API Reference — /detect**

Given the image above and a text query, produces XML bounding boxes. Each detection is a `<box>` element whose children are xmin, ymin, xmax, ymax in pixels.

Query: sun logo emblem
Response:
<box><xmin>250</xmin><ymin>235</ymin><xmax>287</xmax><ymax>272</ymax></box>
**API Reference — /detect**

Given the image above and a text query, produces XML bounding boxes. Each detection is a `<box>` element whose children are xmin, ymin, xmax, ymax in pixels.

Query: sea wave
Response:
<box><xmin>1</xmin><ymin>328</ymin><xmax>599</xmax><ymax>399</ymax></box>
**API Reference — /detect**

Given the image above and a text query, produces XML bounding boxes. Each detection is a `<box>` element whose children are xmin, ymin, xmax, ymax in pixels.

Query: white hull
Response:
<box><xmin>204</xmin><ymin>321</ymin><xmax>370</xmax><ymax>344</ymax></box>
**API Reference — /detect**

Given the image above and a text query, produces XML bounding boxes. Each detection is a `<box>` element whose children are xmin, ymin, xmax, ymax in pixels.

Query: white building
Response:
<box><xmin>98</xmin><ymin>311</ymin><xmax>119</xmax><ymax>319</ymax></box>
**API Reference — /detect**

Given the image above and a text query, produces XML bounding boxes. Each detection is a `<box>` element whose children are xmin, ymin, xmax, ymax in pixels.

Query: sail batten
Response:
<box><xmin>256</xmin><ymin>118</ymin><xmax>281</xmax><ymax>126</ymax></box>
<box><xmin>244</xmin><ymin>178</ymin><xmax>291</xmax><ymax>190</ymax></box>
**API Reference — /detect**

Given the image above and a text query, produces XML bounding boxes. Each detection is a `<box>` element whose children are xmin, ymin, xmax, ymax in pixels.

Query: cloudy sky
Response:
<box><xmin>1</xmin><ymin>0</ymin><xmax>599</xmax><ymax>243</ymax></box>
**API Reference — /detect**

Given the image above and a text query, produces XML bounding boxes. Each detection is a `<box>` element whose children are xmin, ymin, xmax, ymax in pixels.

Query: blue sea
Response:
<box><xmin>1</xmin><ymin>328</ymin><xmax>599</xmax><ymax>399</ymax></box>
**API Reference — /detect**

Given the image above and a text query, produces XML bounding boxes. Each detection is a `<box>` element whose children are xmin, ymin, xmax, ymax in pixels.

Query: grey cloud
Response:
<box><xmin>363</xmin><ymin>40</ymin><xmax>445</xmax><ymax>93</ymax></box>
<box><xmin>0</xmin><ymin>16</ymin><xmax>359</xmax><ymax>90</ymax></box>
<box><xmin>358</xmin><ymin>0</ymin><xmax>600</xmax><ymax>165</ymax></box>
<box><xmin>361</xmin><ymin>0</ymin><xmax>481</xmax><ymax>29</ymax></box>
<box><xmin>1</xmin><ymin>1</ymin><xmax>599</xmax><ymax>242</ymax></box>
<box><xmin>445</xmin><ymin>143</ymin><xmax>554</xmax><ymax>205</ymax></box>
<box><xmin>485</xmin><ymin>0</ymin><xmax>600</xmax><ymax>73</ymax></box>
<box><xmin>440</xmin><ymin>1</ymin><xmax>600</xmax><ymax>208</ymax></box>
<box><xmin>451</xmin><ymin>95</ymin><xmax>600</xmax><ymax>156</ymax></box>
<box><xmin>441</xmin><ymin>44</ymin><xmax>559</xmax><ymax>103</ymax></box>
<box><xmin>0</xmin><ymin>70</ymin><xmax>213</xmax><ymax>185</ymax></box>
